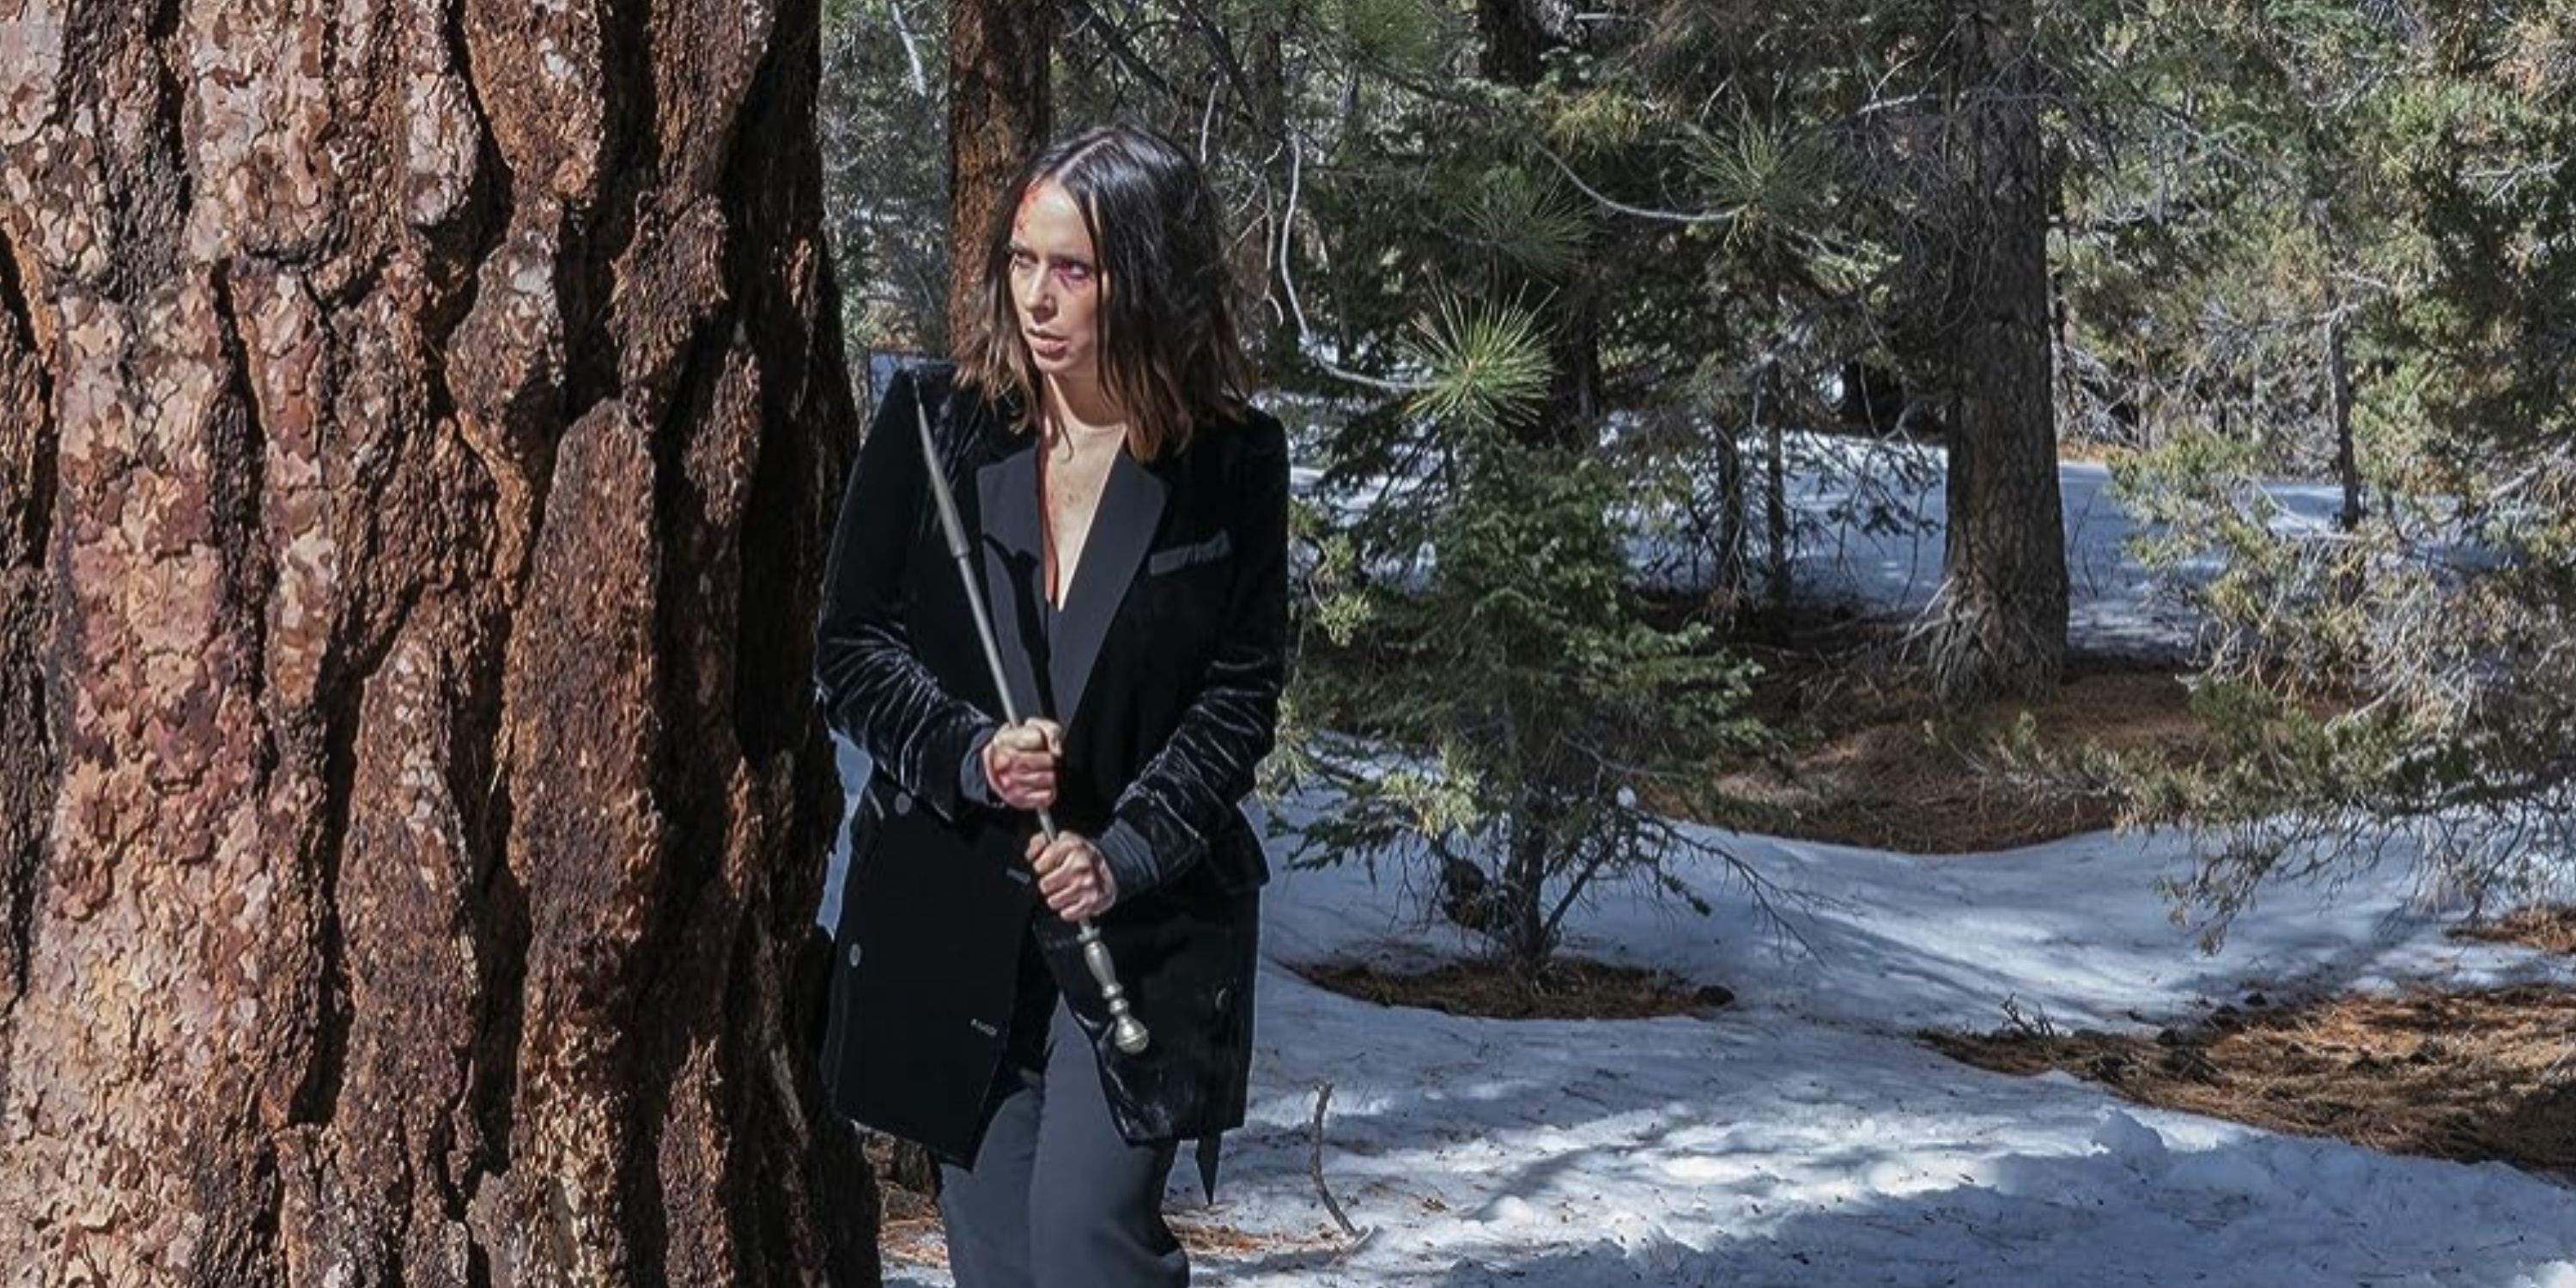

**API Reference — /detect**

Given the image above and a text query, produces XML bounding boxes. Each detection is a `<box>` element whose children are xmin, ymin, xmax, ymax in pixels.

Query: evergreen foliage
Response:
<box><xmin>821</xmin><ymin>0</ymin><xmax>952</xmax><ymax>359</ymax></box>
<box><xmin>815</xmin><ymin>0</ymin><xmax>2576</xmax><ymax>949</ymax></box>
<box><xmin>1284</xmin><ymin>425</ymin><xmax>1769</xmax><ymax>974</ymax></box>
<box><xmin>2075</xmin><ymin>5</ymin><xmax>2576</xmax><ymax>933</ymax></box>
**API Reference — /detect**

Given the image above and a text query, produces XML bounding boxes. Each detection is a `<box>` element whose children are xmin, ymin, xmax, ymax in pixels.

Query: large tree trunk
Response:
<box><xmin>0</xmin><ymin>0</ymin><xmax>876</xmax><ymax>1282</ymax></box>
<box><xmin>948</xmin><ymin>0</ymin><xmax>1053</xmax><ymax>351</ymax></box>
<box><xmin>1920</xmin><ymin>0</ymin><xmax>2069</xmax><ymax>707</ymax></box>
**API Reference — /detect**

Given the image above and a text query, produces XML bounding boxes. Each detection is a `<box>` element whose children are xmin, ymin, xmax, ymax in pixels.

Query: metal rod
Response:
<box><xmin>914</xmin><ymin>390</ymin><xmax>1151</xmax><ymax>1055</ymax></box>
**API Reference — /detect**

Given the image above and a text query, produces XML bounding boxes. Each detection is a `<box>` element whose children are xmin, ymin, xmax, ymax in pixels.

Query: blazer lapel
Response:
<box><xmin>1051</xmin><ymin>448</ymin><xmax>1165</xmax><ymax>732</ymax></box>
<box><xmin>973</xmin><ymin>445</ymin><xmax>1052</xmax><ymax>722</ymax></box>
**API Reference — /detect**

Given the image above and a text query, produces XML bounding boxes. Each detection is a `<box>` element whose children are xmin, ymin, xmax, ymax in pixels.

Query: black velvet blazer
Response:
<box><xmin>814</xmin><ymin>361</ymin><xmax>1286</xmax><ymax>1172</ymax></box>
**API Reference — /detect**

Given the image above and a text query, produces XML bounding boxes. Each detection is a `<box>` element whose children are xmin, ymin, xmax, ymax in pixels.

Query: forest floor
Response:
<box><xmin>865</xmin><ymin>629</ymin><xmax>2576</xmax><ymax>1283</ymax></box>
<box><xmin>1304</xmin><ymin>606</ymin><xmax>2576</xmax><ymax>1183</ymax></box>
<box><xmin>1929</xmin><ymin>980</ymin><xmax>2576</xmax><ymax>1178</ymax></box>
<box><xmin>865</xmin><ymin>776</ymin><xmax>2576</xmax><ymax>1285</ymax></box>
<box><xmin>1676</xmin><ymin>614</ymin><xmax>2212</xmax><ymax>854</ymax></box>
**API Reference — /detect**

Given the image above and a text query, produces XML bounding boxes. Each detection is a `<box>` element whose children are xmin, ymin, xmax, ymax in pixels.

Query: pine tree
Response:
<box><xmin>1285</xmin><ymin>404</ymin><xmax>1768</xmax><ymax>975</ymax></box>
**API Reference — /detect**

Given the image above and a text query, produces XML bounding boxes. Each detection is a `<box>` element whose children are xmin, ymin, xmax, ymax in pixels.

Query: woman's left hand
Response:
<box><xmin>1026</xmin><ymin>830</ymin><xmax>1120</xmax><ymax>923</ymax></box>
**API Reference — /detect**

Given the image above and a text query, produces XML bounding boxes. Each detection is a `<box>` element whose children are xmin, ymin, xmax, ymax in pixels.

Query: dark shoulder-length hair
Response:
<box><xmin>955</xmin><ymin>124</ymin><xmax>1251</xmax><ymax>462</ymax></box>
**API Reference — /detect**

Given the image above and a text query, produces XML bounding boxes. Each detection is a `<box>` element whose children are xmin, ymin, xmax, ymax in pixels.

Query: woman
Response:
<box><xmin>813</xmin><ymin>123</ymin><xmax>1287</xmax><ymax>1288</ymax></box>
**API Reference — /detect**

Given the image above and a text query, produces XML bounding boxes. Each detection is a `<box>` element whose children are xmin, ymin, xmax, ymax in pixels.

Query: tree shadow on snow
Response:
<box><xmin>1224</xmin><ymin>1134</ymin><xmax>2576</xmax><ymax>1288</ymax></box>
<box><xmin>1194</xmin><ymin>973</ymin><xmax>2576</xmax><ymax>1288</ymax></box>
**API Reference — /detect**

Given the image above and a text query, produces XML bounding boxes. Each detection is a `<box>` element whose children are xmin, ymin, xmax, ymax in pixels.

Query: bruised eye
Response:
<box><xmin>1054</xmin><ymin>261</ymin><xmax>1094</xmax><ymax>287</ymax></box>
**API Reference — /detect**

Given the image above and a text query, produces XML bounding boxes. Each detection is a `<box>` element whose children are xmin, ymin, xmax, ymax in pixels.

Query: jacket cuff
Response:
<box><xmin>1094</xmin><ymin>820</ymin><xmax>1168</xmax><ymax>905</ymax></box>
<box><xmin>959</xmin><ymin>726</ymin><xmax>998</xmax><ymax>808</ymax></box>
<box><xmin>910</xmin><ymin>713</ymin><xmax>996</xmax><ymax>824</ymax></box>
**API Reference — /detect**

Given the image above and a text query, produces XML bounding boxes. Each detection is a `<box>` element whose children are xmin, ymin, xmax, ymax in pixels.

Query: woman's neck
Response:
<box><xmin>1042</xmin><ymin>371</ymin><xmax>1128</xmax><ymax>446</ymax></box>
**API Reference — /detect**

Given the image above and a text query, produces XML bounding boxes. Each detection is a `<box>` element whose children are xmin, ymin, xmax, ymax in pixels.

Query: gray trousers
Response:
<box><xmin>938</xmin><ymin>984</ymin><xmax>1188</xmax><ymax>1287</ymax></box>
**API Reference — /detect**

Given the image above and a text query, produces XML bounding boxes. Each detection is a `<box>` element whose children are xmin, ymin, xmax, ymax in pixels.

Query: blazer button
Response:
<box><xmin>848</xmin><ymin>944</ymin><xmax>863</xmax><ymax>969</ymax></box>
<box><xmin>891</xmin><ymin>789</ymin><xmax>914</xmax><ymax>815</ymax></box>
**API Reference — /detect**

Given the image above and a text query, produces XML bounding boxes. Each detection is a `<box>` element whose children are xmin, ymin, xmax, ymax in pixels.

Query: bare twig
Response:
<box><xmin>1309</xmin><ymin>1081</ymin><xmax>1363</xmax><ymax>1238</ymax></box>
<box><xmin>1173</xmin><ymin>0</ymin><xmax>1264</xmax><ymax>136</ymax></box>
<box><xmin>1059</xmin><ymin>0</ymin><xmax>1210</xmax><ymax>115</ymax></box>
<box><xmin>883</xmin><ymin>0</ymin><xmax>929</xmax><ymax>98</ymax></box>
<box><xmin>2002</xmin><ymin>993</ymin><xmax>2058</xmax><ymax>1040</ymax></box>
<box><xmin>1276</xmin><ymin>131</ymin><xmax>1424</xmax><ymax>395</ymax></box>
<box><xmin>1200</xmin><ymin>70</ymin><xmax>1221</xmax><ymax>161</ymax></box>
<box><xmin>1528</xmin><ymin>140</ymin><xmax>1741</xmax><ymax>226</ymax></box>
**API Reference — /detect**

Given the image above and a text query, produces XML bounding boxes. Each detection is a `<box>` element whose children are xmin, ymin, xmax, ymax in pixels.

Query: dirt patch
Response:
<box><xmin>2056</xmin><ymin>438</ymin><xmax>2130</xmax><ymax>465</ymax></box>
<box><xmin>1928</xmin><ymin>986</ymin><xmax>2576</xmax><ymax>1176</ymax></box>
<box><xmin>1303</xmin><ymin>590</ymin><xmax>2235</xmax><ymax>855</ymax></box>
<box><xmin>1166</xmin><ymin>1213</ymin><xmax>1350</xmax><ymax>1260</ymax></box>
<box><xmin>877</xmin><ymin>1188</ymin><xmax>951</xmax><ymax>1270</ymax></box>
<box><xmin>1679</xmin><ymin>625</ymin><xmax>2218</xmax><ymax>853</ymax></box>
<box><xmin>2451</xmin><ymin>906</ymin><xmax>2576</xmax><ymax>957</ymax></box>
<box><xmin>878</xmin><ymin>1183</ymin><xmax>1346</xmax><ymax>1270</ymax></box>
<box><xmin>1292</xmin><ymin>956</ymin><xmax>1733</xmax><ymax>1021</ymax></box>
<box><xmin>870</xmin><ymin>1121</ymin><xmax>1350</xmax><ymax>1269</ymax></box>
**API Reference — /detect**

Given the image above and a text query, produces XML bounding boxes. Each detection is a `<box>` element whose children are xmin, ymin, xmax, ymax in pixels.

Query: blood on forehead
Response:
<box><xmin>1010</xmin><ymin>182</ymin><xmax>1100</xmax><ymax>267</ymax></box>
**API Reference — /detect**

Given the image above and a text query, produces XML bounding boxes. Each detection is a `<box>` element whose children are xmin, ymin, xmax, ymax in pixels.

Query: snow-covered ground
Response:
<box><xmin>835</xmin><ymin>446</ymin><xmax>2576</xmax><ymax>1286</ymax></box>
<box><xmin>1198</xmin><ymin>802</ymin><xmax>2576</xmax><ymax>1288</ymax></box>
<box><xmin>853</xmin><ymin>768</ymin><xmax>2575</xmax><ymax>1287</ymax></box>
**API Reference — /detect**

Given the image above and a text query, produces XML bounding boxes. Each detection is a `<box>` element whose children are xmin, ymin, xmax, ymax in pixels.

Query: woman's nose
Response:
<box><xmin>1018</xmin><ymin>270</ymin><xmax>1052</xmax><ymax>318</ymax></box>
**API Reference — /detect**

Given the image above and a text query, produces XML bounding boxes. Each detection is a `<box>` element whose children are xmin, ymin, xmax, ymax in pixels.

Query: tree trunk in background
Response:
<box><xmin>0</xmin><ymin>0</ymin><xmax>875</xmax><ymax>1281</ymax></box>
<box><xmin>1763</xmin><ymin>372</ymin><xmax>1792</xmax><ymax>613</ymax></box>
<box><xmin>1545</xmin><ymin>285</ymin><xmax>1606</xmax><ymax>450</ymax></box>
<box><xmin>1920</xmin><ymin>0</ymin><xmax>2069</xmax><ymax>707</ymax></box>
<box><xmin>1708</xmin><ymin>417</ymin><xmax>1748</xmax><ymax>610</ymax></box>
<box><xmin>1476</xmin><ymin>0</ymin><xmax>1573</xmax><ymax>86</ymax></box>
<box><xmin>950</xmin><ymin>0</ymin><xmax>1054</xmax><ymax>352</ymax></box>
<box><xmin>1246</xmin><ymin>12</ymin><xmax>1298</xmax><ymax>379</ymax></box>
<box><xmin>2329</xmin><ymin>305</ymin><xmax>2362</xmax><ymax>531</ymax></box>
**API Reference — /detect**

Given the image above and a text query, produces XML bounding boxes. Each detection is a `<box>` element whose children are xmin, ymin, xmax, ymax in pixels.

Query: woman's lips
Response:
<box><xmin>1028</xmin><ymin>333</ymin><xmax>1070</xmax><ymax>358</ymax></box>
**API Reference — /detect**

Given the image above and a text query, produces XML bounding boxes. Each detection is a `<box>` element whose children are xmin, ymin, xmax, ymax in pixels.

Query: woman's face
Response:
<box><xmin>1008</xmin><ymin>179</ymin><xmax>1104</xmax><ymax>384</ymax></box>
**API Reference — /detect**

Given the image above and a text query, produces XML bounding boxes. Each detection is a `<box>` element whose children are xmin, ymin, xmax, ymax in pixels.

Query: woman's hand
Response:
<box><xmin>1025</xmin><ymin>830</ymin><xmax>1119</xmax><ymax>923</ymax></box>
<box><xmin>982</xmin><ymin>719</ymin><xmax>1062</xmax><ymax>811</ymax></box>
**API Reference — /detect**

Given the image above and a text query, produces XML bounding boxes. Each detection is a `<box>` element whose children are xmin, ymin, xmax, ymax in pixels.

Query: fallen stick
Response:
<box><xmin>1308</xmin><ymin>1080</ymin><xmax>1362</xmax><ymax>1239</ymax></box>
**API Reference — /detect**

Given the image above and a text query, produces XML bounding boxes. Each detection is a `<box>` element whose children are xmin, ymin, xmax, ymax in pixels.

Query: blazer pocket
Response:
<box><xmin>1145</xmin><ymin>530</ymin><xmax>1233</xmax><ymax>576</ymax></box>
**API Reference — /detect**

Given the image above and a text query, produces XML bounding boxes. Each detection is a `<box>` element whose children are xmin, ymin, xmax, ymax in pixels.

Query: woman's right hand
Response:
<box><xmin>981</xmin><ymin>719</ymin><xmax>1063</xmax><ymax>812</ymax></box>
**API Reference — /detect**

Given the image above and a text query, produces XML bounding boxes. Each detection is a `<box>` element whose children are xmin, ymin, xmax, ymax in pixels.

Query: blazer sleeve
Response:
<box><xmin>1099</xmin><ymin>415</ymin><xmax>1291</xmax><ymax>899</ymax></box>
<box><xmin>813</xmin><ymin>368</ymin><xmax>999</xmax><ymax>823</ymax></box>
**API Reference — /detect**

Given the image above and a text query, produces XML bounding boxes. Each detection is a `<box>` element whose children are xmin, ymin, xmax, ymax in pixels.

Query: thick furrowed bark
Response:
<box><xmin>0</xmin><ymin>0</ymin><xmax>873</xmax><ymax>1282</ymax></box>
<box><xmin>0</xmin><ymin>201</ymin><xmax>60</xmax><ymax>1091</ymax></box>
